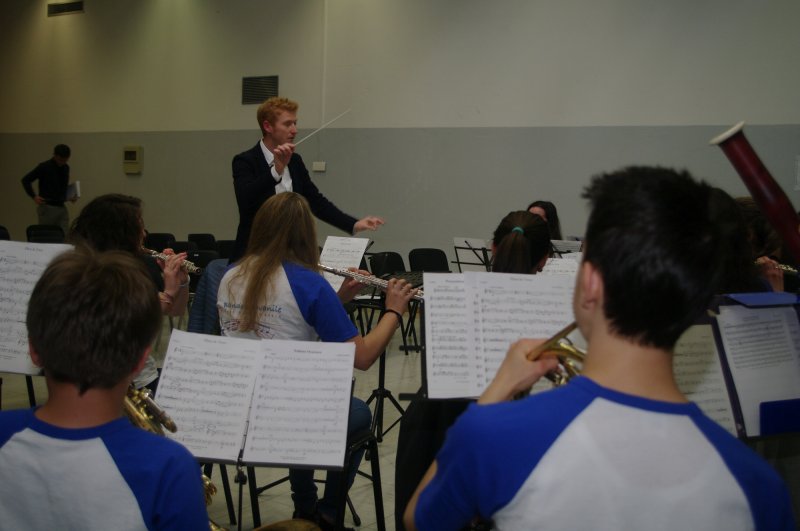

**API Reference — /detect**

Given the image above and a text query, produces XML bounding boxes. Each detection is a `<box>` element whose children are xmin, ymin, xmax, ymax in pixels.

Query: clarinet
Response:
<box><xmin>319</xmin><ymin>264</ymin><xmax>424</xmax><ymax>301</ymax></box>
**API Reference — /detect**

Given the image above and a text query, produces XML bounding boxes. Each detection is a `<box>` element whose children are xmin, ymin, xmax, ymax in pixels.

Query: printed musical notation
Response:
<box><xmin>319</xmin><ymin>236</ymin><xmax>370</xmax><ymax>291</ymax></box>
<box><xmin>673</xmin><ymin>324</ymin><xmax>737</xmax><ymax>436</ymax></box>
<box><xmin>424</xmin><ymin>271</ymin><xmax>575</xmax><ymax>399</ymax></box>
<box><xmin>717</xmin><ymin>305</ymin><xmax>800</xmax><ymax>436</ymax></box>
<box><xmin>157</xmin><ymin>330</ymin><xmax>355</xmax><ymax>468</ymax></box>
<box><xmin>0</xmin><ymin>241</ymin><xmax>71</xmax><ymax>375</ymax></box>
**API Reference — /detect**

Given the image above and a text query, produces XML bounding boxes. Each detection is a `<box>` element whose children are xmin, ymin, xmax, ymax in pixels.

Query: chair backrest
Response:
<box><xmin>188</xmin><ymin>233</ymin><xmax>217</xmax><ymax>251</ymax></box>
<box><xmin>26</xmin><ymin>224</ymin><xmax>64</xmax><ymax>243</ymax></box>
<box><xmin>216</xmin><ymin>239</ymin><xmax>235</xmax><ymax>260</ymax></box>
<box><xmin>369</xmin><ymin>251</ymin><xmax>406</xmax><ymax>278</ymax></box>
<box><xmin>144</xmin><ymin>232</ymin><xmax>176</xmax><ymax>252</ymax></box>
<box><xmin>0</xmin><ymin>225</ymin><xmax>10</xmax><ymax>240</ymax></box>
<box><xmin>172</xmin><ymin>240</ymin><xmax>199</xmax><ymax>254</ymax></box>
<box><xmin>409</xmin><ymin>248</ymin><xmax>450</xmax><ymax>273</ymax></box>
<box><xmin>187</xmin><ymin>250</ymin><xmax>221</xmax><ymax>292</ymax></box>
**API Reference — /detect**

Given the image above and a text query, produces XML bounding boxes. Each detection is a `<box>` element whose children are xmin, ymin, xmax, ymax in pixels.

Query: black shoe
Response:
<box><xmin>316</xmin><ymin>516</ymin><xmax>354</xmax><ymax>531</ymax></box>
<box><xmin>292</xmin><ymin>507</ymin><xmax>320</xmax><ymax>523</ymax></box>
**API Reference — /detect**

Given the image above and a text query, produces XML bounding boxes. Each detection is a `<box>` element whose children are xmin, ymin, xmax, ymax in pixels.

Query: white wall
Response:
<box><xmin>1</xmin><ymin>0</ymin><xmax>799</xmax><ymax>258</ymax></box>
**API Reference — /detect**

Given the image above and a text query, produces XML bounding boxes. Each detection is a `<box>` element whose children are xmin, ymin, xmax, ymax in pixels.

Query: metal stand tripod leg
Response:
<box><xmin>365</xmin><ymin>350</ymin><xmax>405</xmax><ymax>442</ymax></box>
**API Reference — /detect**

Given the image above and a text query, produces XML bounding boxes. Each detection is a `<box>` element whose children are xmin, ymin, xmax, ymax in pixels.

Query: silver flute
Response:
<box><xmin>143</xmin><ymin>247</ymin><xmax>202</xmax><ymax>274</ymax></box>
<box><xmin>319</xmin><ymin>264</ymin><xmax>424</xmax><ymax>301</ymax></box>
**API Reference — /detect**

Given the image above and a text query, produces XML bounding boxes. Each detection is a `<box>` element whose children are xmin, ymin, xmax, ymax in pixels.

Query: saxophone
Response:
<box><xmin>124</xmin><ymin>386</ymin><xmax>227</xmax><ymax>531</ymax></box>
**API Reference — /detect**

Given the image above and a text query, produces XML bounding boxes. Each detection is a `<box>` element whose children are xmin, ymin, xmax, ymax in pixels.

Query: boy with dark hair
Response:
<box><xmin>0</xmin><ymin>249</ymin><xmax>209</xmax><ymax>530</ymax></box>
<box><xmin>405</xmin><ymin>166</ymin><xmax>795</xmax><ymax>530</ymax></box>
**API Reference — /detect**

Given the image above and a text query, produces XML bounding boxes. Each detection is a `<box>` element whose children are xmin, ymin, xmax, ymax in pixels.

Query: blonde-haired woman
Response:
<box><xmin>218</xmin><ymin>192</ymin><xmax>414</xmax><ymax>529</ymax></box>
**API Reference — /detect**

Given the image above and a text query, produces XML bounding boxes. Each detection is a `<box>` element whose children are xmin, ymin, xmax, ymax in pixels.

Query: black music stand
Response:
<box><xmin>452</xmin><ymin>238</ymin><xmax>492</xmax><ymax>272</ymax></box>
<box><xmin>365</xmin><ymin>347</ymin><xmax>406</xmax><ymax>442</ymax></box>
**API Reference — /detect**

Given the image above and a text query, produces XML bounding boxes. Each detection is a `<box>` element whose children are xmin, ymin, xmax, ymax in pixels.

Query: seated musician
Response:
<box><xmin>0</xmin><ymin>249</ymin><xmax>209</xmax><ymax>530</ymax></box>
<box><xmin>527</xmin><ymin>199</ymin><xmax>563</xmax><ymax>240</ymax></box>
<box><xmin>736</xmin><ymin>196</ymin><xmax>786</xmax><ymax>292</ymax></box>
<box><xmin>405</xmin><ymin>167</ymin><xmax>795</xmax><ymax>530</ymax></box>
<box><xmin>216</xmin><ymin>191</ymin><xmax>415</xmax><ymax>530</ymax></box>
<box><xmin>68</xmin><ymin>193</ymin><xmax>189</xmax><ymax>392</ymax></box>
<box><xmin>394</xmin><ymin>210</ymin><xmax>551</xmax><ymax>530</ymax></box>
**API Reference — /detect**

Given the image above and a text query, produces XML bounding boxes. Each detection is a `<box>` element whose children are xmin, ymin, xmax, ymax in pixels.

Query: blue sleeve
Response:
<box><xmin>0</xmin><ymin>410</ymin><xmax>35</xmax><ymax>447</ymax></box>
<box><xmin>284</xmin><ymin>262</ymin><xmax>358</xmax><ymax>342</ymax></box>
<box><xmin>691</xmin><ymin>415</ymin><xmax>796</xmax><ymax>531</ymax></box>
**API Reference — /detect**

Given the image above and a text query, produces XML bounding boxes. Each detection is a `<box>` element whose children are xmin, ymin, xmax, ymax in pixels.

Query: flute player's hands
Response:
<box><xmin>337</xmin><ymin>268</ymin><xmax>370</xmax><ymax>303</ymax></box>
<box><xmin>478</xmin><ymin>339</ymin><xmax>560</xmax><ymax>405</ymax></box>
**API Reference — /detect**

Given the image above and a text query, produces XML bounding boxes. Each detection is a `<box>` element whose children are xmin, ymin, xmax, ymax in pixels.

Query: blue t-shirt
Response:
<box><xmin>415</xmin><ymin>376</ymin><xmax>795</xmax><ymax>531</ymax></box>
<box><xmin>0</xmin><ymin>409</ymin><xmax>209</xmax><ymax>530</ymax></box>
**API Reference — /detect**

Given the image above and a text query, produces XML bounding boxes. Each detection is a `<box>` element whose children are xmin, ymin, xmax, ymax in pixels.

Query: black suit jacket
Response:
<box><xmin>231</xmin><ymin>142</ymin><xmax>358</xmax><ymax>262</ymax></box>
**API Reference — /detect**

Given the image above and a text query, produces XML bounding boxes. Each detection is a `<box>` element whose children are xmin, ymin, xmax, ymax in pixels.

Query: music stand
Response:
<box><xmin>452</xmin><ymin>237</ymin><xmax>492</xmax><ymax>272</ymax></box>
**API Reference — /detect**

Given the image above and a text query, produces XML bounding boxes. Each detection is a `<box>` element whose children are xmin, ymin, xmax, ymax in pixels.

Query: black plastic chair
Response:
<box><xmin>0</xmin><ymin>225</ymin><xmax>10</xmax><ymax>240</ymax></box>
<box><xmin>171</xmin><ymin>240</ymin><xmax>198</xmax><ymax>254</ymax></box>
<box><xmin>186</xmin><ymin>250</ymin><xmax>220</xmax><ymax>292</ymax></box>
<box><xmin>188</xmin><ymin>233</ymin><xmax>217</xmax><ymax>251</ymax></box>
<box><xmin>369</xmin><ymin>252</ymin><xmax>406</xmax><ymax>278</ymax></box>
<box><xmin>215</xmin><ymin>239</ymin><xmax>235</xmax><ymax>260</ymax></box>
<box><xmin>144</xmin><ymin>232</ymin><xmax>175</xmax><ymax>252</ymax></box>
<box><xmin>26</xmin><ymin>224</ymin><xmax>64</xmax><ymax>243</ymax></box>
<box><xmin>409</xmin><ymin>248</ymin><xmax>450</xmax><ymax>273</ymax></box>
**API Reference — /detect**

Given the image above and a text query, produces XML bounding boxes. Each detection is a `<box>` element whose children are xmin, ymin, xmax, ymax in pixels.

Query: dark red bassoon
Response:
<box><xmin>711</xmin><ymin>121</ymin><xmax>800</xmax><ymax>264</ymax></box>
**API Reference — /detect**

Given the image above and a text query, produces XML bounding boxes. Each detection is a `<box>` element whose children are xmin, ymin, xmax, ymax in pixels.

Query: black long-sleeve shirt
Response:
<box><xmin>21</xmin><ymin>159</ymin><xmax>69</xmax><ymax>206</ymax></box>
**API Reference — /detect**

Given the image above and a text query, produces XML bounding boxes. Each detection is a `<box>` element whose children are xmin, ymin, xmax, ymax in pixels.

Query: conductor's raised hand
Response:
<box><xmin>353</xmin><ymin>216</ymin><xmax>385</xmax><ymax>233</ymax></box>
<box><xmin>478</xmin><ymin>339</ymin><xmax>560</xmax><ymax>405</ymax></box>
<box><xmin>272</xmin><ymin>143</ymin><xmax>295</xmax><ymax>175</ymax></box>
<box><xmin>384</xmin><ymin>278</ymin><xmax>415</xmax><ymax>316</ymax></box>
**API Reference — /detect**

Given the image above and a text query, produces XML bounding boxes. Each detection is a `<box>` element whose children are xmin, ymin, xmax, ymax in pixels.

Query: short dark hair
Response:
<box><xmin>53</xmin><ymin>144</ymin><xmax>71</xmax><ymax>158</ymax></box>
<box><xmin>582</xmin><ymin>166</ymin><xmax>735</xmax><ymax>349</ymax></box>
<box><xmin>69</xmin><ymin>194</ymin><xmax>144</xmax><ymax>254</ymax></box>
<box><xmin>26</xmin><ymin>249</ymin><xmax>161</xmax><ymax>394</ymax></box>
<box><xmin>526</xmin><ymin>200</ymin><xmax>563</xmax><ymax>240</ymax></box>
<box><xmin>492</xmin><ymin>211</ymin><xmax>551</xmax><ymax>274</ymax></box>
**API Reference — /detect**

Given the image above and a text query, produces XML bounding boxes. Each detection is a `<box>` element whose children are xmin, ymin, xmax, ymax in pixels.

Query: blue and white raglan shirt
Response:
<box><xmin>0</xmin><ymin>409</ymin><xmax>209</xmax><ymax>531</ymax></box>
<box><xmin>217</xmin><ymin>261</ymin><xmax>358</xmax><ymax>342</ymax></box>
<box><xmin>415</xmin><ymin>376</ymin><xmax>795</xmax><ymax>531</ymax></box>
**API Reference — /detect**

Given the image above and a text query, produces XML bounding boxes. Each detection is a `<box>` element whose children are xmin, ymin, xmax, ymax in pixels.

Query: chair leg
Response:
<box><xmin>346</xmin><ymin>494</ymin><xmax>361</xmax><ymax>526</ymax></box>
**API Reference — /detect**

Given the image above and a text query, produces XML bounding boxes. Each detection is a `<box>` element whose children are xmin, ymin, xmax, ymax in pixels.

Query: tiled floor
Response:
<box><xmin>1</xmin><ymin>315</ymin><xmax>421</xmax><ymax>531</ymax></box>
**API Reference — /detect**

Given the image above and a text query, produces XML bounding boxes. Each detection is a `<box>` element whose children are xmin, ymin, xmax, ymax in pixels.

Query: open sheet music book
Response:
<box><xmin>0</xmin><ymin>241</ymin><xmax>71</xmax><ymax>375</ymax></box>
<box><xmin>715</xmin><ymin>303</ymin><xmax>800</xmax><ymax>437</ymax></box>
<box><xmin>155</xmin><ymin>330</ymin><xmax>355</xmax><ymax>468</ymax></box>
<box><xmin>65</xmin><ymin>180</ymin><xmax>81</xmax><ymax>200</ymax></box>
<box><xmin>319</xmin><ymin>236</ymin><xmax>370</xmax><ymax>291</ymax></box>
<box><xmin>423</xmin><ymin>271</ymin><xmax>576</xmax><ymax>399</ymax></box>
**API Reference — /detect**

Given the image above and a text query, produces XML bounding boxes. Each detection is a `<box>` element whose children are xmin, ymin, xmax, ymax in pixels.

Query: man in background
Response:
<box><xmin>21</xmin><ymin>143</ymin><xmax>77</xmax><ymax>235</ymax></box>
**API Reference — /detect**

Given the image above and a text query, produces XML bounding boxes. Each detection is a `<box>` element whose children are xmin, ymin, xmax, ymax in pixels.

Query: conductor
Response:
<box><xmin>231</xmin><ymin>97</ymin><xmax>383</xmax><ymax>262</ymax></box>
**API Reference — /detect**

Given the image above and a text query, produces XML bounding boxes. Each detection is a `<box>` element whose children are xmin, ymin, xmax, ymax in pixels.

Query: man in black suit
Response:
<box><xmin>231</xmin><ymin>97</ymin><xmax>383</xmax><ymax>262</ymax></box>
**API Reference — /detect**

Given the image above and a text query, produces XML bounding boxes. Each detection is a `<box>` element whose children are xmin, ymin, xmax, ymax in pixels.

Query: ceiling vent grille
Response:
<box><xmin>48</xmin><ymin>1</ymin><xmax>84</xmax><ymax>16</ymax></box>
<box><xmin>242</xmin><ymin>76</ymin><xmax>279</xmax><ymax>105</ymax></box>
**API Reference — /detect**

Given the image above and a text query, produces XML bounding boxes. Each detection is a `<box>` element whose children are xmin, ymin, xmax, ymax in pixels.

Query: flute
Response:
<box><xmin>143</xmin><ymin>247</ymin><xmax>202</xmax><ymax>274</ymax></box>
<box><xmin>319</xmin><ymin>264</ymin><xmax>424</xmax><ymax>301</ymax></box>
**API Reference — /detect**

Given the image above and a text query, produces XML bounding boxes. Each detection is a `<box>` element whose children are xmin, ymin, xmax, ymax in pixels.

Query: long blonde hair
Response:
<box><xmin>230</xmin><ymin>192</ymin><xmax>320</xmax><ymax>332</ymax></box>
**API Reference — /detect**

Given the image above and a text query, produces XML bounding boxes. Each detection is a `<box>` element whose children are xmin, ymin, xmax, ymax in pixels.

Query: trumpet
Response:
<box><xmin>124</xmin><ymin>386</ymin><xmax>177</xmax><ymax>435</ymax></box>
<box><xmin>143</xmin><ymin>247</ymin><xmax>202</xmax><ymax>274</ymax></box>
<box><xmin>319</xmin><ymin>264</ymin><xmax>425</xmax><ymax>301</ymax></box>
<box><xmin>526</xmin><ymin>322</ymin><xmax>585</xmax><ymax>387</ymax></box>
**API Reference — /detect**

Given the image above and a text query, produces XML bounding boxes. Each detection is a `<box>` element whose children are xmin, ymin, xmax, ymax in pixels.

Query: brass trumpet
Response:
<box><xmin>124</xmin><ymin>386</ymin><xmax>177</xmax><ymax>434</ymax></box>
<box><xmin>143</xmin><ymin>247</ymin><xmax>202</xmax><ymax>274</ymax></box>
<box><xmin>526</xmin><ymin>322</ymin><xmax>585</xmax><ymax>387</ymax></box>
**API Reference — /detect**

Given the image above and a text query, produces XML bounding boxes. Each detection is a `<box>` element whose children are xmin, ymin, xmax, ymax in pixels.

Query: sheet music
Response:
<box><xmin>243</xmin><ymin>340</ymin><xmax>354</xmax><ymax>468</ymax></box>
<box><xmin>156</xmin><ymin>330</ymin><xmax>260</xmax><ymax>462</ymax></box>
<box><xmin>467</xmin><ymin>272</ymin><xmax>574</xmax><ymax>392</ymax></box>
<box><xmin>65</xmin><ymin>180</ymin><xmax>81</xmax><ymax>200</ymax></box>
<box><xmin>319</xmin><ymin>236</ymin><xmax>370</xmax><ymax>290</ymax></box>
<box><xmin>452</xmin><ymin>237</ymin><xmax>492</xmax><ymax>272</ymax></box>
<box><xmin>673</xmin><ymin>324</ymin><xmax>737</xmax><ymax>436</ymax></box>
<box><xmin>551</xmin><ymin>239</ymin><xmax>583</xmax><ymax>254</ymax></box>
<box><xmin>424</xmin><ymin>273</ymin><xmax>482</xmax><ymax>398</ymax></box>
<box><xmin>717</xmin><ymin>305</ymin><xmax>800</xmax><ymax>437</ymax></box>
<box><xmin>540</xmin><ymin>257</ymin><xmax>580</xmax><ymax>276</ymax></box>
<box><xmin>156</xmin><ymin>331</ymin><xmax>356</xmax><ymax>468</ymax></box>
<box><xmin>0</xmin><ymin>241</ymin><xmax>71</xmax><ymax>374</ymax></box>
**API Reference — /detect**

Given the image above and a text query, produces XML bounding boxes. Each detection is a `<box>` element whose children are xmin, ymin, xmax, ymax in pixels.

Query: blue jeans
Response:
<box><xmin>289</xmin><ymin>396</ymin><xmax>372</xmax><ymax>519</ymax></box>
